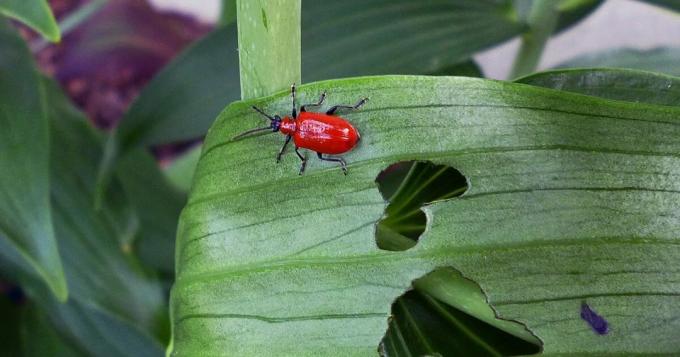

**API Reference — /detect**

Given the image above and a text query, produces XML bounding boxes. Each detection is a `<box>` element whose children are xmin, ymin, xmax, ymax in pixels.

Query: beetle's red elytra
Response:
<box><xmin>234</xmin><ymin>84</ymin><xmax>367</xmax><ymax>175</ymax></box>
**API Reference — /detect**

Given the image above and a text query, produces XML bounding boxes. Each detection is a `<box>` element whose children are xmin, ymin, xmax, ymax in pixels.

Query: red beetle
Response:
<box><xmin>234</xmin><ymin>84</ymin><xmax>367</xmax><ymax>175</ymax></box>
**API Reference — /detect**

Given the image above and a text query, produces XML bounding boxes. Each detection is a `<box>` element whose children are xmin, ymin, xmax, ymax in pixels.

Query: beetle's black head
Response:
<box><xmin>271</xmin><ymin>115</ymin><xmax>282</xmax><ymax>132</ymax></box>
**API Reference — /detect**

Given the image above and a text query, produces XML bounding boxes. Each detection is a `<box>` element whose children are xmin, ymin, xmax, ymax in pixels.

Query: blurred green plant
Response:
<box><xmin>0</xmin><ymin>0</ymin><xmax>59</xmax><ymax>41</ymax></box>
<box><xmin>0</xmin><ymin>19</ymin><xmax>66</xmax><ymax>301</ymax></box>
<box><xmin>1</xmin><ymin>0</ymin><xmax>680</xmax><ymax>356</ymax></box>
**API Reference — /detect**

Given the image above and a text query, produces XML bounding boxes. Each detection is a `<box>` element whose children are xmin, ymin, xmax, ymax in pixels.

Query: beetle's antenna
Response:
<box><xmin>252</xmin><ymin>106</ymin><xmax>275</xmax><ymax>121</ymax></box>
<box><xmin>232</xmin><ymin>126</ymin><xmax>272</xmax><ymax>141</ymax></box>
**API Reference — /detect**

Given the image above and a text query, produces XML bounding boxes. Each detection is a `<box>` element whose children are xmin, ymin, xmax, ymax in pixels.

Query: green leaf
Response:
<box><xmin>44</xmin><ymin>78</ymin><xmax>167</xmax><ymax>355</ymax></box>
<box><xmin>117</xmin><ymin>0</ymin><xmax>524</xmax><ymax>152</ymax></box>
<box><xmin>0</xmin><ymin>21</ymin><xmax>66</xmax><ymax>300</ymax></box>
<box><xmin>412</xmin><ymin>268</ymin><xmax>539</xmax><ymax>344</ymax></box>
<box><xmin>21</xmin><ymin>304</ymin><xmax>86</xmax><ymax>357</ymax></box>
<box><xmin>117</xmin><ymin>25</ymin><xmax>238</xmax><ymax>150</ymax></box>
<box><xmin>376</xmin><ymin>161</ymin><xmax>467</xmax><ymax>251</ymax></box>
<box><xmin>164</xmin><ymin>144</ymin><xmax>202</xmax><ymax>193</ymax></box>
<box><xmin>302</xmin><ymin>0</ymin><xmax>523</xmax><ymax>81</ymax></box>
<box><xmin>236</xmin><ymin>0</ymin><xmax>301</xmax><ymax>99</ymax></box>
<box><xmin>515</xmin><ymin>0</ymin><xmax>603</xmax><ymax>35</ymax></box>
<box><xmin>117</xmin><ymin>149</ymin><xmax>186</xmax><ymax>274</ymax></box>
<box><xmin>516</xmin><ymin>68</ymin><xmax>680</xmax><ymax>106</ymax></box>
<box><xmin>32</xmin><ymin>0</ymin><xmax>108</xmax><ymax>52</ymax></box>
<box><xmin>42</xmin><ymin>297</ymin><xmax>165</xmax><ymax>357</ymax></box>
<box><xmin>381</xmin><ymin>289</ymin><xmax>539</xmax><ymax>356</ymax></box>
<box><xmin>172</xmin><ymin>75</ymin><xmax>680</xmax><ymax>355</ymax></box>
<box><xmin>556</xmin><ymin>47</ymin><xmax>680</xmax><ymax>76</ymax></box>
<box><xmin>0</xmin><ymin>0</ymin><xmax>60</xmax><ymax>42</ymax></box>
<box><xmin>0</xmin><ymin>78</ymin><xmax>167</xmax><ymax>357</ymax></box>
<box><xmin>375</xmin><ymin>160</ymin><xmax>541</xmax><ymax>351</ymax></box>
<box><xmin>554</xmin><ymin>0</ymin><xmax>604</xmax><ymax>33</ymax></box>
<box><xmin>374</xmin><ymin>164</ymin><xmax>538</xmax><ymax>349</ymax></box>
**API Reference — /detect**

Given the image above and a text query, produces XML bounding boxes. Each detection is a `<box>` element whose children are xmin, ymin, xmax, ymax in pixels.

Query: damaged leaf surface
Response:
<box><xmin>172</xmin><ymin>75</ymin><xmax>680</xmax><ymax>355</ymax></box>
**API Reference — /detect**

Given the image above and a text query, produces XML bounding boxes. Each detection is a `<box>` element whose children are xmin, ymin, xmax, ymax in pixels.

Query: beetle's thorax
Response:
<box><xmin>279</xmin><ymin>116</ymin><xmax>296</xmax><ymax>135</ymax></box>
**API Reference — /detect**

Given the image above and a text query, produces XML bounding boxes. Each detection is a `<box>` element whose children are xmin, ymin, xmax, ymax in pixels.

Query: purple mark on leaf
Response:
<box><xmin>580</xmin><ymin>302</ymin><xmax>609</xmax><ymax>335</ymax></box>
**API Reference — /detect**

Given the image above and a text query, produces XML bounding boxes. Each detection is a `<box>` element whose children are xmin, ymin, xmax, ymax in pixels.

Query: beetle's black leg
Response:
<box><xmin>295</xmin><ymin>147</ymin><xmax>307</xmax><ymax>175</ymax></box>
<box><xmin>276</xmin><ymin>135</ymin><xmax>292</xmax><ymax>163</ymax></box>
<box><xmin>300</xmin><ymin>91</ymin><xmax>326</xmax><ymax>112</ymax></box>
<box><xmin>326</xmin><ymin>97</ymin><xmax>368</xmax><ymax>115</ymax></box>
<box><xmin>291</xmin><ymin>83</ymin><xmax>297</xmax><ymax>118</ymax></box>
<box><xmin>317</xmin><ymin>152</ymin><xmax>347</xmax><ymax>175</ymax></box>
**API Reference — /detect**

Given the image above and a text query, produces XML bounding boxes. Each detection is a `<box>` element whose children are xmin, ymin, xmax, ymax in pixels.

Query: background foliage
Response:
<box><xmin>0</xmin><ymin>0</ymin><xmax>679</xmax><ymax>356</ymax></box>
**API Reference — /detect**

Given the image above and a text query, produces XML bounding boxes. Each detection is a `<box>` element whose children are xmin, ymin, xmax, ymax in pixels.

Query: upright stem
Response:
<box><xmin>509</xmin><ymin>0</ymin><xmax>558</xmax><ymax>79</ymax></box>
<box><xmin>236</xmin><ymin>0</ymin><xmax>301</xmax><ymax>100</ymax></box>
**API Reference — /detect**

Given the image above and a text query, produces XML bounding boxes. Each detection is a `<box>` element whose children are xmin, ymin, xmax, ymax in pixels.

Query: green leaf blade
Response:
<box><xmin>413</xmin><ymin>268</ymin><xmax>539</xmax><ymax>344</ymax></box>
<box><xmin>117</xmin><ymin>149</ymin><xmax>185</xmax><ymax>274</ymax></box>
<box><xmin>553</xmin><ymin>0</ymin><xmax>604</xmax><ymax>33</ymax></box>
<box><xmin>118</xmin><ymin>25</ymin><xmax>239</xmax><ymax>150</ymax></box>
<box><xmin>44</xmin><ymin>79</ymin><xmax>168</xmax><ymax>347</ymax></box>
<box><xmin>172</xmin><ymin>75</ymin><xmax>680</xmax><ymax>355</ymax></box>
<box><xmin>0</xmin><ymin>0</ymin><xmax>60</xmax><ymax>42</ymax></box>
<box><xmin>302</xmin><ymin>0</ymin><xmax>524</xmax><ymax>81</ymax></box>
<box><xmin>0</xmin><ymin>78</ymin><xmax>168</xmax><ymax>357</ymax></box>
<box><xmin>0</xmin><ymin>21</ymin><xmax>66</xmax><ymax>300</ymax></box>
<box><xmin>163</xmin><ymin>145</ymin><xmax>202</xmax><ymax>193</ymax></box>
<box><xmin>557</xmin><ymin>47</ymin><xmax>680</xmax><ymax>76</ymax></box>
<box><xmin>516</xmin><ymin>67</ymin><xmax>680</xmax><ymax>106</ymax></box>
<box><xmin>20</xmin><ymin>304</ymin><xmax>86</xmax><ymax>357</ymax></box>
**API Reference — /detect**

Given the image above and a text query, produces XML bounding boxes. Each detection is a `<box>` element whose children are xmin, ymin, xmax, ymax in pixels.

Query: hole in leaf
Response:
<box><xmin>380</xmin><ymin>268</ymin><xmax>542</xmax><ymax>356</ymax></box>
<box><xmin>375</xmin><ymin>161</ymin><xmax>468</xmax><ymax>251</ymax></box>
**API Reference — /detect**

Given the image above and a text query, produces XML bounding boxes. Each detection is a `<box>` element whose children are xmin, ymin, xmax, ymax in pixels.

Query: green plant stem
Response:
<box><xmin>509</xmin><ymin>0</ymin><xmax>558</xmax><ymax>79</ymax></box>
<box><xmin>236</xmin><ymin>0</ymin><xmax>301</xmax><ymax>99</ymax></box>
